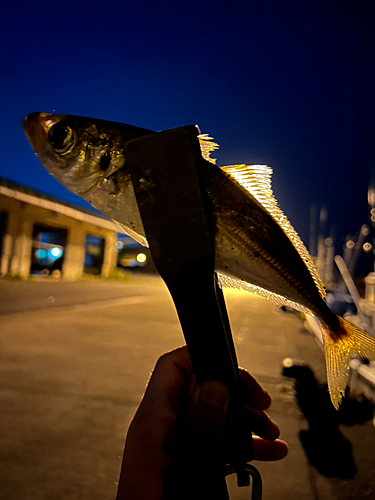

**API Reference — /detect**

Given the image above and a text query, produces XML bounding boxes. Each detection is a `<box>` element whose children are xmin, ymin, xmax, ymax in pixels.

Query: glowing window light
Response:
<box><xmin>136</xmin><ymin>253</ymin><xmax>147</xmax><ymax>263</ymax></box>
<box><xmin>48</xmin><ymin>247</ymin><xmax>63</xmax><ymax>259</ymax></box>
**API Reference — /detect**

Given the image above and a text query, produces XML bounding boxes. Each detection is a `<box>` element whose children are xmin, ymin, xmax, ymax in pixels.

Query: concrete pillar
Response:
<box><xmin>3</xmin><ymin>202</ymin><xmax>21</xmax><ymax>276</ymax></box>
<box><xmin>0</xmin><ymin>211</ymin><xmax>10</xmax><ymax>276</ymax></box>
<box><xmin>62</xmin><ymin>221</ymin><xmax>85</xmax><ymax>280</ymax></box>
<box><xmin>0</xmin><ymin>235</ymin><xmax>12</xmax><ymax>275</ymax></box>
<box><xmin>18</xmin><ymin>218</ymin><xmax>34</xmax><ymax>279</ymax></box>
<box><xmin>101</xmin><ymin>231</ymin><xmax>117</xmax><ymax>277</ymax></box>
<box><xmin>8</xmin><ymin>203</ymin><xmax>33</xmax><ymax>278</ymax></box>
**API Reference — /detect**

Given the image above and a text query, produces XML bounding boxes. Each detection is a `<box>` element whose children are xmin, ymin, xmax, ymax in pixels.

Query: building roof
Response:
<box><xmin>0</xmin><ymin>175</ymin><xmax>120</xmax><ymax>232</ymax></box>
<box><xmin>0</xmin><ymin>176</ymin><xmax>103</xmax><ymax>217</ymax></box>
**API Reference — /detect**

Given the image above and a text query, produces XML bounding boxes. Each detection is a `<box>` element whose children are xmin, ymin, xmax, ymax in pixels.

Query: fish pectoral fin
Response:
<box><xmin>324</xmin><ymin>316</ymin><xmax>375</xmax><ymax>410</ymax></box>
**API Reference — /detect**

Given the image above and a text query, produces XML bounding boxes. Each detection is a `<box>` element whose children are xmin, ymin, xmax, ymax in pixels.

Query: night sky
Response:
<box><xmin>1</xmin><ymin>0</ymin><xmax>374</xmax><ymax>255</ymax></box>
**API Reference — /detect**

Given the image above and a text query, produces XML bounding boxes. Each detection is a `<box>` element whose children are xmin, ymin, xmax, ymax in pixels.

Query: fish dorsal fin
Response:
<box><xmin>221</xmin><ymin>163</ymin><xmax>326</xmax><ymax>300</ymax></box>
<box><xmin>198</xmin><ymin>133</ymin><xmax>219</xmax><ymax>164</ymax></box>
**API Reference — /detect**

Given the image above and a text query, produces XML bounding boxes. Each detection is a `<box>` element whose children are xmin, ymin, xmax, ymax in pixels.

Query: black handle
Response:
<box><xmin>123</xmin><ymin>126</ymin><xmax>256</xmax><ymax>498</ymax></box>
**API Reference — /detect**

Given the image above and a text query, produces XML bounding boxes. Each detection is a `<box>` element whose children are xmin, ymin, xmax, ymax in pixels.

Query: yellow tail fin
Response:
<box><xmin>324</xmin><ymin>316</ymin><xmax>375</xmax><ymax>409</ymax></box>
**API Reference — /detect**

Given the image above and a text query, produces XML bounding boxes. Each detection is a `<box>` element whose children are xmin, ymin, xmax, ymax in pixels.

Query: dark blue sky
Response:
<box><xmin>1</xmin><ymin>0</ymin><xmax>374</xmax><ymax>252</ymax></box>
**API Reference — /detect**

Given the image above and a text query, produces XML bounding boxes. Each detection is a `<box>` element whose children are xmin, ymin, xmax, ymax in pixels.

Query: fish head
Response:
<box><xmin>22</xmin><ymin>112</ymin><xmax>154</xmax><ymax>243</ymax></box>
<box><xmin>22</xmin><ymin>111</ymin><xmax>153</xmax><ymax>196</ymax></box>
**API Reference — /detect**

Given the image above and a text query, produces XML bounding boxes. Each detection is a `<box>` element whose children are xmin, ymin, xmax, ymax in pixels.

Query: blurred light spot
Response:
<box><xmin>236</xmin><ymin>333</ymin><xmax>245</xmax><ymax>344</ymax></box>
<box><xmin>48</xmin><ymin>247</ymin><xmax>63</xmax><ymax>259</ymax></box>
<box><xmin>363</xmin><ymin>242</ymin><xmax>372</xmax><ymax>252</ymax></box>
<box><xmin>35</xmin><ymin>249</ymin><xmax>47</xmax><ymax>259</ymax></box>
<box><xmin>283</xmin><ymin>358</ymin><xmax>294</xmax><ymax>368</ymax></box>
<box><xmin>368</xmin><ymin>188</ymin><xmax>375</xmax><ymax>206</ymax></box>
<box><xmin>116</xmin><ymin>241</ymin><xmax>123</xmax><ymax>249</ymax></box>
<box><xmin>324</xmin><ymin>237</ymin><xmax>333</xmax><ymax>246</ymax></box>
<box><xmin>47</xmin><ymin>296</ymin><xmax>55</xmax><ymax>303</ymax></box>
<box><xmin>136</xmin><ymin>253</ymin><xmax>147</xmax><ymax>263</ymax></box>
<box><xmin>120</xmin><ymin>257</ymin><xmax>137</xmax><ymax>267</ymax></box>
<box><xmin>346</xmin><ymin>240</ymin><xmax>355</xmax><ymax>250</ymax></box>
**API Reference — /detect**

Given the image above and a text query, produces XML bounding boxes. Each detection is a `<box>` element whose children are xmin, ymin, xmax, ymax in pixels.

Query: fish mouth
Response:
<box><xmin>22</xmin><ymin>112</ymin><xmax>61</xmax><ymax>141</ymax></box>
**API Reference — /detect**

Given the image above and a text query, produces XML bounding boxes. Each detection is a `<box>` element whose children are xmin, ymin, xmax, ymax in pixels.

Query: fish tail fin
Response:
<box><xmin>323</xmin><ymin>315</ymin><xmax>375</xmax><ymax>409</ymax></box>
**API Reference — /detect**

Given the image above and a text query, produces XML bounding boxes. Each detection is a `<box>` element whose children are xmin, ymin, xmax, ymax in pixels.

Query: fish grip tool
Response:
<box><xmin>123</xmin><ymin>126</ymin><xmax>262</xmax><ymax>499</ymax></box>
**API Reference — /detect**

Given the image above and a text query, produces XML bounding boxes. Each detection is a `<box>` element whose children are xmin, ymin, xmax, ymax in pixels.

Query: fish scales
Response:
<box><xmin>22</xmin><ymin>112</ymin><xmax>375</xmax><ymax>409</ymax></box>
<box><xmin>203</xmin><ymin>162</ymin><xmax>326</xmax><ymax>315</ymax></box>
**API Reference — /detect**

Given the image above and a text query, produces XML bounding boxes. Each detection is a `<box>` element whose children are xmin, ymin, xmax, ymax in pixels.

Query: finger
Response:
<box><xmin>138</xmin><ymin>345</ymin><xmax>193</xmax><ymax>420</ymax></box>
<box><xmin>253</xmin><ymin>437</ymin><xmax>289</xmax><ymax>461</ymax></box>
<box><xmin>239</xmin><ymin>368</ymin><xmax>272</xmax><ymax>410</ymax></box>
<box><xmin>117</xmin><ymin>346</ymin><xmax>193</xmax><ymax>500</ymax></box>
<box><xmin>246</xmin><ymin>407</ymin><xmax>281</xmax><ymax>441</ymax></box>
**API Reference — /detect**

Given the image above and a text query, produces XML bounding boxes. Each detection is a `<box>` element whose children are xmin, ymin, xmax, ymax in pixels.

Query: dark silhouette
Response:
<box><xmin>282</xmin><ymin>360</ymin><xmax>373</xmax><ymax>478</ymax></box>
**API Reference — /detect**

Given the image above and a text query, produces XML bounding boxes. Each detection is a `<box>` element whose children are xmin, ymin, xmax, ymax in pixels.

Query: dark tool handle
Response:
<box><xmin>168</xmin><ymin>261</ymin><xmax>240</xmax><ymax>386</ymax></box>
<box><xmin>124</xmin><ymin>127</ymin><xmax>255</xmax><ymax>498</ymax></box>
<box><xmin>125</xmin><ymin>126</ymin><xmax>240</xmax><ymax>387</ymax></box>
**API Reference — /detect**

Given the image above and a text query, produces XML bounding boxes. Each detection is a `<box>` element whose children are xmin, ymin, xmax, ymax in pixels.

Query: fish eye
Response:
<box><xmin>48</xmin><ymin>121</ymin><xmax>75</xmax><ymax>154</ymax></box>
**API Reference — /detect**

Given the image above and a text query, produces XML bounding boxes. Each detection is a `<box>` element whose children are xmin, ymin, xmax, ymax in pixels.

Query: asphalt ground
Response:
<box><xmin>0</xmin><ymin>275</ymin><xmax>374</xmax><ymax>499</ymax></box>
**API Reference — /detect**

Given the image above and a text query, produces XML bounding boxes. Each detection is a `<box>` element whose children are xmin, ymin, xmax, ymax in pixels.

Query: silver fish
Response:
<box><xmin>22</xmin><ymin>111</ymin><xmax>375</xmax><ymax>408</ymax></box>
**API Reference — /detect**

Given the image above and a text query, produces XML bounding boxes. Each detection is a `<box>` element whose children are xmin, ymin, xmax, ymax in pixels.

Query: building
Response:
<box><xmin>0</xmin><ymin>177</ymin><xmax>119</xmax><ymax>280</ymax></box>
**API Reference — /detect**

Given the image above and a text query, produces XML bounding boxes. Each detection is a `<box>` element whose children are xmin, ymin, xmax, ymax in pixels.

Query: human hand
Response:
<box><xmin>116</xmin><ymin>346</ymin><xmax>288</xmax><ymax>500</ymax></box>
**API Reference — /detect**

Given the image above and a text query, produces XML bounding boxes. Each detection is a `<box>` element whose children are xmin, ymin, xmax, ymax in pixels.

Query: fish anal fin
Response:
<box><xmin>217</xmin><ymin>273</ymin><xmax>312</xmax><ymax>315</ymax></box>
<box><xmin>324</xmin><ymin>316</ymin><xmax>375</xmax><ymax>409</ymax></box>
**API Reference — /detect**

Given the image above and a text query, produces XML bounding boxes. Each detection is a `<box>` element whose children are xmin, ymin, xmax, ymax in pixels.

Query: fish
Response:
<box><xmin>22</xmin><ymin>111</ymin><xmax>375</xmax><ymax>409</ymax></box>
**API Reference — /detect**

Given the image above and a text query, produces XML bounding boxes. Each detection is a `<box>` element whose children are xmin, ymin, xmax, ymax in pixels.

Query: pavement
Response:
<box><xmin>0</xmin><ymin>275</ymin><xmax>374</xmax><ymax>499</ymax></box>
